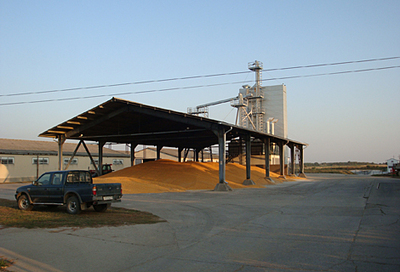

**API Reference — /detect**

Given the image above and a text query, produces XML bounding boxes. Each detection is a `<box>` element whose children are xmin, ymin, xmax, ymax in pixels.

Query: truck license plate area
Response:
<box><xmin>103</xmin><ymin>196</ymin><xmax>113</xmax><ymax>201</ymax></box>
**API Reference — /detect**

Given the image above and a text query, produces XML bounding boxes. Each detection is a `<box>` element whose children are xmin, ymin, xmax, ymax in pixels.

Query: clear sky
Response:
<box><xmin>1</xmin><ymin>0</ymin><xmax>399</xmax><ymax>163</ymax></box>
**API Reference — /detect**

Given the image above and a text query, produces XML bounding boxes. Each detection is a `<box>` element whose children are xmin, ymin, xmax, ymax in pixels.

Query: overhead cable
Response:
<box><xmin>1</xmin><ymin>56</ymin><xmax>399</xmax><ymax>98</ymax></box>
<box><xmin>1</xmin><ymin>64</ymin><xmax>399</xmax><ymax>107</ymax></box>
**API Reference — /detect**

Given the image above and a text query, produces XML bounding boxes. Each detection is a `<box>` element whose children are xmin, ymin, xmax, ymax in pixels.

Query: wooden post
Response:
<box><xmin>36</xmin><ymin>154</ymin><xmax>39</xmax><ymax>179</ymax></box>
<box><xmin>57</xmin><ymin>135</ymin><xmax>66</xmax><ymax>171</ymax></box>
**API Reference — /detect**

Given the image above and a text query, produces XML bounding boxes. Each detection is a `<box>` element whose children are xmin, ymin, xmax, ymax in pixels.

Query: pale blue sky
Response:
<box><xmin>1</xmin><ymin>0</ymin><xmax>399</xmax><ymax>163</ymax></box>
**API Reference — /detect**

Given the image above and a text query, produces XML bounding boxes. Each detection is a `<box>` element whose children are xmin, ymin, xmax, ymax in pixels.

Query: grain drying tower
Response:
<box><xmin>232</xmin><ymin>61</ymin><xmax>288</xmax><ymax>166</ymax></box>
<box><xmin>188</xmin><ymin>60</ymin><xmax>290</xmax><ymax>166</ymax></box>
<box><xmin>237</xmin><ymin>61</ymin><xmax>287</xmax><ymax>139</ymax></box>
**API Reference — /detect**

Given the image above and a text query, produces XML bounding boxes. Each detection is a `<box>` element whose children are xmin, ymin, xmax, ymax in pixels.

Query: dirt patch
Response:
<box><xmin>94</xmin><ymin>159</ymin><xmax>300</xmax><ymax>194</ymax></box>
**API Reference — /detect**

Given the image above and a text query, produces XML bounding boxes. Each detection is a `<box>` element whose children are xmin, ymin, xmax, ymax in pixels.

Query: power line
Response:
<box><xmin>263</xmin><ymin>56</ymin><xmax>400</xmax><ymax>72</ymax></box>
<box><xmin>1</xmin><ymin>56</ymin><xmax>399</xmax><ymax>98</ymax></box>
<box><xmin>1</xmin><ymin>71</ymin><xmax>250</xmax><ymax>98</ymax></box>
<box><xmin>263</xmin><ymin>65</ymin><xmax>400</xmax><ymax>81</ymax></box>
<box><xmin>1</xmin><ymin>64</ymin><xmax>399</xmax><ymax>107</ymax></box>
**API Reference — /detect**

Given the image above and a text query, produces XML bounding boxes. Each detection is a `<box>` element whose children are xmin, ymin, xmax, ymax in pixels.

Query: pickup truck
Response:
<box><xmin>15</xmin><ymin>170</ymin><xmax>122</xmax><ymax>214</ymax></box>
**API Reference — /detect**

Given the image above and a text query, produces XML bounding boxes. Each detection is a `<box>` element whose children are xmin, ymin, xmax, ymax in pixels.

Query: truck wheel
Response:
<box><xmin>17</xmin><ymin>195</ymin><xmax>33</xmax><ymax>211</ymax></box>
<box><xmin>93</xmin><ymin>204</ymin><xmax>109</xmax><ymax>212</ymax></box>
<box><xmin>66</xmin><ymin>196</ymin><xmax>81</xmax><ymax>214</ymax></box>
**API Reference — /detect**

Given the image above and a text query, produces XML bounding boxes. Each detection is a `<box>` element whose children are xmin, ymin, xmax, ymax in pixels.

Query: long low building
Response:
<box><xmin>0</xmin><ymin>138</ymin><xmax>130</xmax><ymax>183</ymax></box>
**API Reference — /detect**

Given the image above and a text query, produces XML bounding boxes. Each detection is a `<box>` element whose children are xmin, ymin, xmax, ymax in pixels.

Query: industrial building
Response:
<box><xmin>0</xmin><ymin>140</ymin><xmax>215</xmax><ymax>183</ymax></box>
<box><xmin>387</xmin><ymin>158</ymin><xmax>400</xmax><ymax>173</ymax></box>
<box><xmin>188</xmin><ymin>61</ymin><xmax>293</xmax><ymax>168</ymax></box>
<box><xmin>0</xmin><ymin>138</ymin><xmax>130</xmax><ymax>183</ymax></box>
<box><xmin>1</xmin><ymin>61</ymin><xmax>307</xmax><ymax>190</ymax></box>
<box><xmin>134</xmin><ymin>147</ymin><xmax>216</xmax><ymax>164</ymax></box>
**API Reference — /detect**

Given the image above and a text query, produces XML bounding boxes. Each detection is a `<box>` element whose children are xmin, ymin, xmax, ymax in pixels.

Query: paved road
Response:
<box><xmin>1</xmin><ymin>175</ymin><xmax>399</xmax><ymax>271</ymax></box>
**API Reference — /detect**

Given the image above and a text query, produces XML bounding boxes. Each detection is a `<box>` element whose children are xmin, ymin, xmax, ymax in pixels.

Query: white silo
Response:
<box><xmin>261</xmin><ymin>84</ymin><xmax>287</xmax><ymax>138</ymax></box>
<box><xmin>237</xmin><ymin>61</ymin><xmax>288</xmax><ymax>165</ymax></box>
<box><xmin>237</xmin><ymin>61</ymin><xmax>287</xmax><ymax>138</ymax></box>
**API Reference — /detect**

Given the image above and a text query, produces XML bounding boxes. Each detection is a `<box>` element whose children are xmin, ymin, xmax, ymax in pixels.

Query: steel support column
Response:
<box><xmin>65</xmin><ymin>140</ymin><xmax>82</xmax><ymax>170</ymax></box>
<box><xmin>239</xmin><ymin>137</ymin><xmax>244</xmax><ymax>165</ymax></box>
<box><xmin>80</xmin><ymin>140</ymin><xmax>99</xmax><ymax>176</ymax></box>
<box><xmin>289</xmin><ymin>143</ymin><xmax>295</xmax><ymax>176</ymax></box>
<box><xmin>278</xmin><ymin>141</ymin><xmax>286</xmax><ymax>179</ymax></box>
<box><xmin>156</xmin><ymin>145</ymin><xmax>162</xmax><ymax>160</ymax></box>
<box><xmin>183</xmin><ymin>148</ymin><xmax>190</xmax><ymax>161</ymax></box>
<box><xmin>213</xmin><ymin>127</ymin><xmax>232</xmax><ymax>191</ymax></box>
<box><xmin>131</xmin><ymin>143</ymin><xmax>137</xmax><ymax>166</ymax></box>
<box><xmin>98</xmin><ymin>141</ymin><xmax>105</xmax><ymax>176</ymax></box>
<box><xmin>298</xmin><ymin>145</ymin><xmax>307</xmax><ymax>178</ymax></box>
<box><xmin>178</xmin><ymin>147</ymin><xmax>183</xmax><ymax>162</ymax></box>
<box><xmin>243</xmin><ymin>134</ymin><xmax>255</xmax><ymax>185</ymax></box>
<box><xmin>264</xmin><ymin>137</ymin><xmax>273</xmax><ymax>182</ymax></box>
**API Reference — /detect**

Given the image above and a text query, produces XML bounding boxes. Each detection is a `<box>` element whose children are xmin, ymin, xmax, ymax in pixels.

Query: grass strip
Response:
<box><xmin>0</xmin><ymin>256</ymin><xmax>14</xmax><ymax>270</ymax></box>
<box><xmin>0</xmin><ymin>198</ymin><xmax>164</xmax><ymax>229</ymax></box>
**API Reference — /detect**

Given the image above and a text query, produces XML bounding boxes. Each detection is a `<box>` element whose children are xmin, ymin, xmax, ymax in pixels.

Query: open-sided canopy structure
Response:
<box><xmin>39</xmin><ymin>97</ymin><xmax>307</xmax><ymax>190</ymax></box>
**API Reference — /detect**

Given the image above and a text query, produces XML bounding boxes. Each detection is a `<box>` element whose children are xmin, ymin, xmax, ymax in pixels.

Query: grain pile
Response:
<box><xmin>94</xmin><ymin>159</ymin><xmax>296</xmax><ymax>194</ymax></box>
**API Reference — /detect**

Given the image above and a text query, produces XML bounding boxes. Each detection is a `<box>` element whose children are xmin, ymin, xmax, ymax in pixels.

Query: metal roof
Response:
<box><xmin>39</xmin><ymin>97</ymin><xmax>307</xmax><ymax>149</ymax></box>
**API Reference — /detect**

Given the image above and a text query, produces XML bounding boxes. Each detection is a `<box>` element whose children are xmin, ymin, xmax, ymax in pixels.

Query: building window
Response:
<box><xmin>113</xmin><ymin>159</ymin><xmax>124</xmax><ymax>165</ymax></box>
<box><xmin>64</xmin><ymin>158</ymin><xmax>78</xmax><ymax>165</ymax></box>
<box><xmin>90</xmin><ymin>159</ymin><xmax>99</xmax><ymax>165</ymax></box>
<box><xmin>32</xmin><ymin>157</ymin><xmax>49</xmax><ymax>165</ymax></box>
<box><xmin>1</xmin><ymin>157</ymin><xmax>14</xmax><ymax>165</ymax></box>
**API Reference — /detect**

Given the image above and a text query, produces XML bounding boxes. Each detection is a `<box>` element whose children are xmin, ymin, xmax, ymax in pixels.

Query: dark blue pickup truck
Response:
<box><xmin>15</xmin><ymin>170</ymin><xmax>122</xmax><ymax>214</ymax></box>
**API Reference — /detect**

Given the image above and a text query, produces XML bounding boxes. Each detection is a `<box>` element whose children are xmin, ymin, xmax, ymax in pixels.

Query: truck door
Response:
<box><xmin>30</xmin><ymin>172</ymin><xmax>52</xmax><ymax>203</ymax></box>
<box><xmin>47</xmin><ymin>172</ymin><xmax>64</xmax><ymax>203</ymax></box>
<box><xmin>78</xmin><ymin>171</ymin><xmax>93</xmax><ymax>202</ymax></box>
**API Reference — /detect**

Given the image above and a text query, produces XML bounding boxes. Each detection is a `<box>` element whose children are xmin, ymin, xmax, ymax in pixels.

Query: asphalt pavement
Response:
<box><xmin>1</xmin><ymin>174</ymin><xmax>399</xmax><ymax>271</ymax></box>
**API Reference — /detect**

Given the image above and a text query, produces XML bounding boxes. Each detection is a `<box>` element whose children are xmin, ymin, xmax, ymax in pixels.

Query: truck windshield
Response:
<box><xmin>36</xmin><ymin>173</ymin><xmax>52</xmax><ymax>186</ymax></box>
<box><xmin>66</xmin><ymin>172</ymin><xmax>92</xmax><ymax>184</ymax></box>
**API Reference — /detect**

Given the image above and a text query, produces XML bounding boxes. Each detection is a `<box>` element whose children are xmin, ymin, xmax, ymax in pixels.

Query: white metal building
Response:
<box><xmin>133</xmin><ymin>147</ymin><xmax>217</xmax><ymax>165</ymax></box>
<box><xmin>238</xmin><ymin>84</ymin><xmax>287</xmax><ymax>138</ymax></box>
<box><xmin>237</xmin><ymin>83</ymin><xmax>288</xmax><ymax>165</ymax></box>
<box><xmin>0</xmin><ymin>138</ymin><xmax>130</xmax><ymax>183</ymax></box>
<box><xmin>387</xmin><ymin>158</ymin><xmax>399</xmax><ymax>173</ymax></box>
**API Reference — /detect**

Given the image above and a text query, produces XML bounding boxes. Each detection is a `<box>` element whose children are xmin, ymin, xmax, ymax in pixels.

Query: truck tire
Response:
<box><xmin>93</xmin><ymin>204</ymin><xmax>109</xmax><ymax>212</ymax></box>
<box><xmin>17</xmin><ymin>195</ymin><xmax>33</xmax><ymax>211</ymax></box>
<box><xmin>66</xmin><ymin>196</ymin><xmax>81</xmax><ymax>214</ymax></box>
